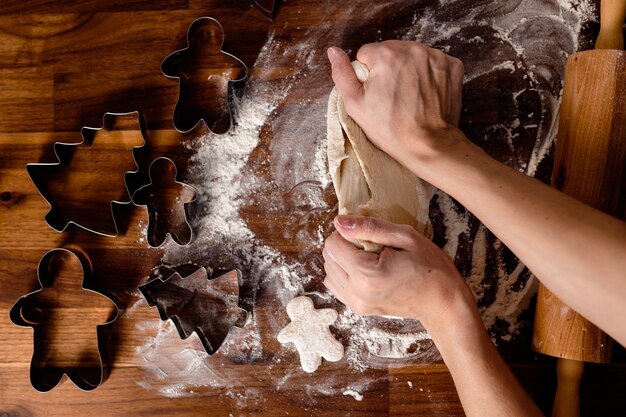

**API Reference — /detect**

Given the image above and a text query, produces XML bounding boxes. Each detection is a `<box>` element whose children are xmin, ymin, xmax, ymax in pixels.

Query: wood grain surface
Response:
<box><xmin>1</xmin><ymin>0</ymin><xmax>625</xmax><ymax>416</ymax></box>
<box><xmin>533</xmin><ymin>49</ymin><xmax>626</xmax><ymax>363</ymax></box>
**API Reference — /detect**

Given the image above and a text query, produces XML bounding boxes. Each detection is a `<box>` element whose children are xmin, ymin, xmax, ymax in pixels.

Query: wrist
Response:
<box><xmin>402</xmin><ymin>128</ymin><xmax>472</xmax><ymax>176</ymax></box>
<box><xmin>405</xmin><ymin>131</ymin><xmax>499</xmax><ymax>195</ymax></box>
<box><xmin>421</xmin><ymin>284</ymin><xmax>484</xmax><ymax>344</ymax></box>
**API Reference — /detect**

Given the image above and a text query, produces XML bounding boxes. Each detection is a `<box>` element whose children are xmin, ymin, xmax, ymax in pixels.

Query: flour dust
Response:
<box><xmin>129</xmin><ymin>0</ymin><xmax>597</xmax><ymax>401</ymax></box>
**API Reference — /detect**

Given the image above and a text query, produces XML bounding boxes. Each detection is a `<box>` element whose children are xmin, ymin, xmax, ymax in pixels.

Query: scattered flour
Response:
<box><xmin>402</xmin><ymin>0</ymin><xmax>595</xmax><ymax>341</ymax></box>
<box><xmin>130</xmin><ymin>0</ymin><xmax>597</xmax><ymax>401</ymax></box>
<box><xmin>438</xmin><ymin>192</ymin><xmax>470</xmax><ymax>259</ymax></box>
<box><xmin>342</xmin><ymin>389</ymin><xmax>364</xmax><ymax>401</ymax></box>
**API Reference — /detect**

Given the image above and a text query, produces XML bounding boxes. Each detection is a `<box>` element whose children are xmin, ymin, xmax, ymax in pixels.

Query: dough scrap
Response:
<box><xmin>327</xmin><ymin>61</ymin><xmax>434</xmax><ymax>252</ymax></box>
<box><xmin>277</xmin><ymin>296</ymin><xmax>344</xmax><ymax>373</ymax></box>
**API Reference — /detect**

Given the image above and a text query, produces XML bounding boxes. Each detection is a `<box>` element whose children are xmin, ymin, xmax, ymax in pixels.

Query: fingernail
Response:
<box><xmin>327</xmin><ymin>47</ymin><xmax>338</xmax><ymax>62</ymax></box>
<box><xmin>336</xmin><ymin>215</ymin><xmax>355</xmax><ymax>230</ymax></box>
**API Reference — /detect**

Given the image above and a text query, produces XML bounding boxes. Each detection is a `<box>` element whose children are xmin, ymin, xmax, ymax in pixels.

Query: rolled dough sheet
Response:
<box><xmin>327</xmin><ymin>61</ymin><xmax>434</xmax><ymax>252</ymax></box>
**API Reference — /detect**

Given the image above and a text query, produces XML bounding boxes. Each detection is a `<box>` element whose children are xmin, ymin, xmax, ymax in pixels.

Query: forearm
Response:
<box><xmin>424</xmin><ymin>291</ymin><xmax>543</xmax><ymax>417</ymax></box>
<box><xmin>409</xmin><ymin>134</ymin><xmax>626</xmax><ymax>345</ymax></box>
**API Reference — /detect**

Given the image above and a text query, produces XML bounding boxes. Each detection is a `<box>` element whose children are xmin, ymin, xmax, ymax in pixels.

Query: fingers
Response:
<box><xmin>323</xmin><ymin>251</ymin><xmax>349</xmax><ymax>285</ymax></box>
<box><xmin>448</xmin><ymin>57</ymin><xmax>464</xmax><ymax>126</ymax></box>
<box><xmin>355</xmin><ymin>41</ymin><xmax>464</xmax><ymax>126</ymax></box>
<box><xmin>333</xmin><ymin>215</ymin><xmax>421</xmax><ymax>251</ymax></box>
<box><xmin>323</xmin><ymin>273</ymin><xmax>342</xmax><ymax>297</ymax></box>
<box><xmin>327</xmin><ymin>46</ymin><xmax>363</xmax><ymax>105</ymax></box>
<box><xmin>322</xmin><ymin>254</ymin><xmax>349</xmax><ymax>303</ymax></box>
<box><xmin>355</xmin><ymin>43</ymin><xmax>376</xmax><ymax>68</ymax></box>
<box><xmin>324</xmin><ymin>231</ymin><xmax>380</xmax><ymax>275</ymax></box>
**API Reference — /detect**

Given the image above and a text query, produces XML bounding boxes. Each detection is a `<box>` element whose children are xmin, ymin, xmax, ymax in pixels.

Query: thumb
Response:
<box><xmin>333</xmin><ymin>215</ymin><xmax>419</xmax><ymax>250</ymax></box>
<box><xmin>327</xmin><ymin>47</ymin><xmax>363</xmax><ymax>105</ymax></box>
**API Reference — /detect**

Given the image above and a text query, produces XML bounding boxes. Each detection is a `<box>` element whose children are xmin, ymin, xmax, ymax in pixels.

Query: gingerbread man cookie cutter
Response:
<box><xmin>161</xmin><ymin>17</ymin><xmax>248</xmax><ymax>134</ymax></box>
<box><xmin>9</xmin><ymin>248</ymin><xmax>119</xmax><ymax>392</ymax></box>
<box><xmin>132</xmin><ymin>157</ymin><xmax>197</xmax><ymax>248</ymax></box>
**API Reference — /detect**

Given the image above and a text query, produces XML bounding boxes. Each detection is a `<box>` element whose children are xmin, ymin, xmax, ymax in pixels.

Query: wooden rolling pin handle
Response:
<box><xmin>552</xmin><ymin>358</ymin><xmax>585</xmax><ymax>417</ymax></box>
<box><xmin>595</xmin><ymin>0</ymin><xmax>626</xmax><ymax>50</ymax></box>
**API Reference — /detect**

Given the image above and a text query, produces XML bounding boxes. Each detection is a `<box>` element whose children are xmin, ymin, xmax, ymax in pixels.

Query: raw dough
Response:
<box><xmin>277</xmin><ymin>296</ymin><xmax>344</xmax><ymax>373</ymax></box>
<box><xmin>327</xmin><ymin>61</ymin><xmax>434</xmax><ymax>252</ymax></box>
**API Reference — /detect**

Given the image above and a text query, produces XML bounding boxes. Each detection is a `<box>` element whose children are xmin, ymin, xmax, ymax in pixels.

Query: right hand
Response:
<box><xmin>327</xmin><ymin>41</ymin><xmax>466</xmax><ymax>170</ymax></box>
<box><xmin>322</xmin><ymin>215</ymin><xmax>475</xmax><ymax>328</ymax></box>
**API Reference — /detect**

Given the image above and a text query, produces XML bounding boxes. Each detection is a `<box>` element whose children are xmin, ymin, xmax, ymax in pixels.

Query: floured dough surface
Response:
<box><xmin>277</xmin><ymin>296</ymin><xmax>344</xmax><ymax>373</ymax></box>
<box><xmin>327</xmin><ymin>61</ymin><xmax>434</xmax><ymax>252</ymax></box>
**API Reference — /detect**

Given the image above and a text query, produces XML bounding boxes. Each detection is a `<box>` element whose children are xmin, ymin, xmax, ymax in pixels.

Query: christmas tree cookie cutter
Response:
<box><xmin>132</xmin><ymin>157</ymin><xmax>197</xmax><ymax>248</ymax></box>
<box><xmin>9</xmin><ymin>248</ymin><xmax>119</xmax><ymax>392</ymax></box>
<box><xmin>26</xmin><ymin>112</ymin><xmax>147</xmax><ymax>237</ymax></box>
<box><xmin>139</xmin><ymin>264</ymin><xmax>248</xmax><ymax>355</ymax></box>
<box><xmin>161</xmin><ymin>17</ymin><xmax>247</xmax><ymax>133</ymax></box>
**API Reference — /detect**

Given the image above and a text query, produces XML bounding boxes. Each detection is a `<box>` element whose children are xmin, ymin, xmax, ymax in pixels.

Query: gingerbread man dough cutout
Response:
<box><xmin>277</xmin><ymin>296</ymin><xmax>344</xmax><ymax>373</ymax></box>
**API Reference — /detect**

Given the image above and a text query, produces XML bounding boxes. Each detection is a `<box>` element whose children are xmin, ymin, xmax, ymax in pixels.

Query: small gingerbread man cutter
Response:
<box><xmin>132</xmin><ymin>157</ymin><xmax>197</xmax><ymax>248</ymax></box>
<box><xmin>277</xmin><ymin>296</ymin><xmax>344</xmax><ymax>373</ymax></box>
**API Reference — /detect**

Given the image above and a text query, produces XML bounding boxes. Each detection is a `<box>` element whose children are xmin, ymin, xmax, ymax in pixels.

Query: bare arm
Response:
<box><xmin>325</xmin><ymin>39</ymin><xmax>626</xmax><ymax>416</ymax></box>
<box><xmin>414</xmin><ymin>137</ymin><xmax>626</xmax><ymax>346</ymax></box>
<box><xmin>428</xmin><ymin>276</ymin><xmax>543</xmax><ymax>417</ymax></box>
<box><xmin>325</xmin><ymin>41</ymin><xmax>545</xmax><ymax>416</ymax></box>
<box><xmin>323</xmin><ymin>216</ymin><xmax>543</xmax><ymax>417</ymax></box>
<box><xmin>328</xmin><ymin>40</ymin><xmax>626</xmax><ymax>346</ymax></box>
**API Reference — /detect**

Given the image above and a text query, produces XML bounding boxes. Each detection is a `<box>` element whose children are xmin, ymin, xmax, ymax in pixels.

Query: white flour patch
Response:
<box><xmin>333</xmin><ymin>308</ymin><xmax>438</xmax><ymax>371</ymax></box>
<box><xmin>437</xmin><ymin>192</ymin><xmax>470</xmax><ymax>259</ymax></box>
<box><xmin>136</xmin><ymin>219</ymin><xmax>148</xmax><ymax>245</ymax></box>
<box><xmin>130</xmin><ymin>0</ymin><xmax>597</xmax><ymax>400</ymax></box>
<box><xmin>402</xmin><ymin>0</ymin><xmax>595</xmax><ymax>342</ymax></box>
<box><xmin>133</xmin><ymin>32</ymin><xmax>312</xmax><ymax>395</ymax></box>
<box><xmin>343</xmin><ymin>389</ymin><xmax>364</xmax><ymax>401</ymax></box>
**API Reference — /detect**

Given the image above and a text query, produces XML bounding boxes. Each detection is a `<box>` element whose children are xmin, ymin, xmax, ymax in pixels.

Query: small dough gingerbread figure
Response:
<box><xmin>277</xmin><ymin>296</ymin><xmax>344</xmax><ymax>373</ymax></box>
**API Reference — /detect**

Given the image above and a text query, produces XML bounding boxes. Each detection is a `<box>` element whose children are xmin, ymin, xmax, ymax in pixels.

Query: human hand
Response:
<box><xmin>327</xmin><ymin>41</ymin><xmax>467</xmax><ymax>171</ymax></box>
<box><xmin>322</xmin><ymin>215</ymin><xmax>474</xmax><ymax>328</ymax></box>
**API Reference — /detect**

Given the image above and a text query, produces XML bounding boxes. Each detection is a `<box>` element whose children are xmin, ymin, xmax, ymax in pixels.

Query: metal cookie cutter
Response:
<box><xmin>132</xmin><ymin>157</ymin><xmax>197</xmax><ymax>248</ymax></box>
<box><xmin>161</xmin><ymin>17</ymin><xmax>247</xmax><ymax>134</ymax></box>
<box><xmin>252</xmin><ymin>0</ymin><xmax>281</xmax><ymax>20</ymax></box>
<box><xmin>26</xmin><ymin>112</ymin><xmax>147</xmax><ymax>237</ymax></box>
<box><xmin>139</xmin><ymin>264</ymin><xmax>248</xmax><ymax>355</ymax></box>
<box><xmin>9</xmin><ymin>248</ymin><xmax>119</xmax><ymax>392</ymax></box>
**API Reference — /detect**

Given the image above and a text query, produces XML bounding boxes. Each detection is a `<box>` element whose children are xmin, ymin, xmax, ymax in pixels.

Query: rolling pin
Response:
<box><xmin>531</xmin><ymin>1</ymin><xmax>626</xmax><ymax>416</ymax></box>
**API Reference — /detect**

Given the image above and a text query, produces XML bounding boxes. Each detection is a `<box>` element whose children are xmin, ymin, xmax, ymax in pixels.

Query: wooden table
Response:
<box><xmin>1</xmin><ymin>1</ymin><xmax>624</xmax><ymax>416</ymax></box>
